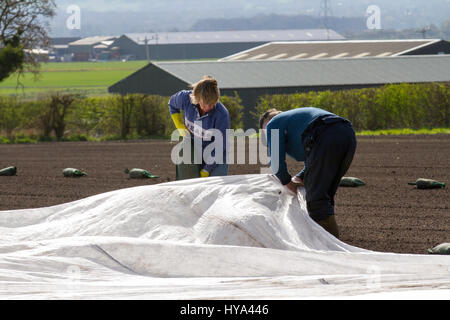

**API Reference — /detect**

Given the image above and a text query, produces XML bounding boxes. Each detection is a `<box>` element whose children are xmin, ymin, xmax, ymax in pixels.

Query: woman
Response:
<box><xmin>169</xmin><ymin>75</ymin><xmax>230</xmax><ymax>179</ymax></box>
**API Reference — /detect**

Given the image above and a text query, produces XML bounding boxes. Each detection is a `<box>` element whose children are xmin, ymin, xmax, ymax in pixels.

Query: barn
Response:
<box><xmin>67</xmin><ymin>36</ymin><xmax>118</xmax><ymax>61</ymax></box>
<box><xmin>109</xmin><ymin>29</ymin><xmax>345</xmax><ymax>61</ymax></box>
<box><xmin>108</xmin><ymin>55</ymin><xmax>450</xmax><ymax>129</ymax></box>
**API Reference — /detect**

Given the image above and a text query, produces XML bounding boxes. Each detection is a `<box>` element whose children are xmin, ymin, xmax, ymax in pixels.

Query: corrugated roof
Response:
<box><xmin>52</xmin><ymin>44</ymin><xmax>69</xmax><ymax>49</ymax></box>
<box><xmin>69</xmin><ymin>36</ymin><xmax>118</xmax><ymax>46</ymax></box>
<box><xmin>220</xmin><ymin>39</ymin><xmax>443</xmax><ymax>61</ymax></box>
<box><xmin>152</xmin><ymin>55</ymin><xmax>450</xmax><ymax>89</ymax></box>
<box><xmin>49</xmin><ymin>37</ymin><xmax>81</xmax><ymax>45</ymax></box>
<box><xmin>124</xmin><ymin>29</ymin><xmax>344</xmax><ymax>45</ymax></box>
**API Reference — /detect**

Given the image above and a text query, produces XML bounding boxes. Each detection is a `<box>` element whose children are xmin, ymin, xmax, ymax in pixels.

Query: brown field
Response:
<box><xmin>0</xmin><ymin>135</ymin><xmax>449</xmax><ymax>254</ymax></box>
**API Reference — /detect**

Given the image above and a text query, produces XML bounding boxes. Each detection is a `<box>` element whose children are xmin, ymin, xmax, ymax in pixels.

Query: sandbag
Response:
<box><xmin>63</xmin><ymin>168</ymin><xmax>87</xmax><ymax>177</ymax></box>
<box><xmin>408</xmin><ymin>178</ymin><xmax>445</xmax><ymax>189</ymax></box>
<box><xmin>0</xmin><ymin>166</ymin><xmax>17</xmax><ymax>176</ymax></box>
<box><xmin>339</xmin><ymin>176</ymin><xmax>365</xmax><ymax>187</ymax></box>
<box><xmin>427</xmin><ymin>243</ymin><xmax>450</xmax><ymax>255</ymax></box>
<box><xmin>124</xmin><ymin>168</ymin><xmax>158</xmax><ymax>179</ymax></box>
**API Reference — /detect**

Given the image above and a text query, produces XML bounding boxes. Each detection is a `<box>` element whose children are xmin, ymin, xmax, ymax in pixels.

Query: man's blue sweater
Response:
<box><xmin>266</xmin><ymin>107</ymin><xmax>336</xmax><ymax>185</ymax></box>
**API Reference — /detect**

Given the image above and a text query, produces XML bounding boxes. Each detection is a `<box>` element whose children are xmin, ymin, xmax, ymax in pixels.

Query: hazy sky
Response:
<box><xmin>51</xmin><ymin>0</ymin><xmax>450</xmax><ymax>36</ymax></box>
<box><xmin>54</xmin><ymin>0</ymin><xmax>450</xmax><ymax>15</ymax></box>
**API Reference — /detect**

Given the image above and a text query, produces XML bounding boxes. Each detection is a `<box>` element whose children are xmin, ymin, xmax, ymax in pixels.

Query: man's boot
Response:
<box><xmin>316</xmin><ymin>215</ymin><xmax>340</xmax><ymax>239</ymax></box>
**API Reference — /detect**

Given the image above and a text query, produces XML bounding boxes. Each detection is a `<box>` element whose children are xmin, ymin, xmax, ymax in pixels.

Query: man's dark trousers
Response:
<box><xmin>301</xmin><ymin>117</ymin><xmax>356</xmax><ymax>222</ymax></box>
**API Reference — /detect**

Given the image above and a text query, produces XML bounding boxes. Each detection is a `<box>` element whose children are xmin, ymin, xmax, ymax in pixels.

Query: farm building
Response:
<box><xmin>108</xmin><ymin>55</ymin><xmax>450</xmax><ymax>129</ymax></box>
<box><xmin>220</xmin><ymin>39</ymin><xmax>450</xmax><ymax>61</ymax></box>
<box><xmin>48</xmin><ymin>37</ymin><xmax>81</xmax><ymax>62</ymax></box>
<box><xmin>67</xmin><ymin>36</ymin><xmax>119</xmax><ymax>61</ymax></box>
<box><xmin>109</xmin><ymin>29</ymin><xmax>345</xmax><ymax>61</ymax></box>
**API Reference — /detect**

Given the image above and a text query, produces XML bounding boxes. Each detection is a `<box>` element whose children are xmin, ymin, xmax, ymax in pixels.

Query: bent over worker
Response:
<box><xmin>260</xmin><ymin>107</ymin><xmax>357</xmax><ymax>238</ymax></box>
<box><xmin>169</xmin><ymin>75</ymin><xmax>230</xmax><ymax>180</ymax></box>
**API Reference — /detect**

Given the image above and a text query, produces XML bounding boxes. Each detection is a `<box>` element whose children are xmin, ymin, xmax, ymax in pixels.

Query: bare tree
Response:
<box><xmin>0</xmin><ymin>0</ymin><xmax>56</xmax><ymax>80</ymax></box>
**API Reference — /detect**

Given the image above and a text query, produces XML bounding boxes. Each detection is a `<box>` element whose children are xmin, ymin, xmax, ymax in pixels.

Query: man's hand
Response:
<box><xmin>291</xmin><ymin>176</ymin><xmax>304</xmax><ymax>185</ymax></box>
<box><xmin>286</xmin><ymin>176</ymin><xmax>304</xmax><ymax>194</ymax></box>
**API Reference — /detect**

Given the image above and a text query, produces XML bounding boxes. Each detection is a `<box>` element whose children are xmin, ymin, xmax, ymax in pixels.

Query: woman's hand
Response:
<box><xmin>200</xmin><ymin>169</ymin><xmax>210</xmax><ymax>178</ymax></box>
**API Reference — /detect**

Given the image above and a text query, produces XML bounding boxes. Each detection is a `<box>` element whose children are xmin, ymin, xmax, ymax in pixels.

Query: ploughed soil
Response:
<box><xmin>0</xmin><ymin>135</ymin><xmax>449</xmax><ymax>254</ymax></box>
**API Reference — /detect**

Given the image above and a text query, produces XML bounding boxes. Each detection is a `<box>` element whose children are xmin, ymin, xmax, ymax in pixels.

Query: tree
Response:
<box><xmin>37</xmin><ymin>92</ymin><xmax>78</xmax><ymax>140</ymax></box>
<box><xmin>0</xmin><ymin>30</ymin><xmax>24</xmax><ymax>81</ymax></box>
<box><xmin>0</xmin><ymin>0</ymin><xmax>56</xmax><ymax>82</ymax></box>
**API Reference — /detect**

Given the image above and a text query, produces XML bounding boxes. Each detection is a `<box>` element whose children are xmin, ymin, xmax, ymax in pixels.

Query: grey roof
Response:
<box><xmin>69</xmin><ymin>36</ymin><xmax>118</xmax><ymax>46</ymax></box>
<box><xmin>151</xmin><ymin>55</ymin><xmax>450</xmax><ymax>89</ymax></box>
<box><xmin>124</xmin><ymin>29</ymin><xmax>344</xmax><ymax>45</ymax></box>
<box><xmin>49</xmin><ymin>37</ymin><xmax>81</xmax><ymax>45</ymax></box>
<box><xmin>221</xmin><ymin>39</ymin><xmax>445</xmax><ymax>61</ymax></box>
<box><xmin>52</xmin><ymin>44</ymin><xmax>69</xmax><ymax>49</ymax></box>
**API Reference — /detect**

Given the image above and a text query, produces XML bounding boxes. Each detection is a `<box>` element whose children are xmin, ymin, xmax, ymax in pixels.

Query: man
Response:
<box><xmin>169</xmin><ymin>75</ymin><xmax>230</xmax><ymax>179</ymax></box>
<box><xmin>260</xmin><ymin>107</ymin><xmax>357</xmax><ymax>238</ymax></box>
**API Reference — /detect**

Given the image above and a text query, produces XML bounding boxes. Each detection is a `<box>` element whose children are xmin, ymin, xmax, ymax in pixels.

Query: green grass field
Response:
<box><xmin>357</xmin><ymin>128</ymin><xmax>450</xmax><ymax>135</ymax></box>
<box><xmin>0</xmin><ymin>60</ymin><xmax>149</xmax><ymax>97</ymax></box>
<box><xmin>248</xmin><ymin>128</ymin><xmax>450</xmax><ymax>139</ymax></box>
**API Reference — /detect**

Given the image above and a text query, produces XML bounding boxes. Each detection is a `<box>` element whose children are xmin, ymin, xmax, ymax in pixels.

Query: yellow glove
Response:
<box><xmin>171</xmin><ymin>113</ymin><xmax>190</xmax><ymax>137</ymax></box>
<box><xmin>200</xmin><ymin>169</ymin><xmax>210</xmax><ymax>178</ymax></box>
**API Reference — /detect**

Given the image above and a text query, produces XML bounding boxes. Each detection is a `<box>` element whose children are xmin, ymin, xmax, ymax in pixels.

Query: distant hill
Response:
<box><xmin>344</xmin><ymin>26</ymin><xmax>450</xmax><ymax>41</ymax></box>
<box><xmin>190</xmin><ymin>14</ymin><xmax>366</xmax><ymax>33</ymax></box>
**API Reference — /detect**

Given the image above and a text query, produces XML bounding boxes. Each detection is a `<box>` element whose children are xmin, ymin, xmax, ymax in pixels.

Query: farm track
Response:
<box><xmin>0</xmin><ymin>135</ymin><xmax>449</xmax><ymax>254</ymax></box>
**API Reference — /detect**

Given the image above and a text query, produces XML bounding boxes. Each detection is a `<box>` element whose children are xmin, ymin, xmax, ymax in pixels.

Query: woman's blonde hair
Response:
<box><xmin>190</xmin><ymin>75</ymin><xmax>220</xmax><ymax>105</ymax></box>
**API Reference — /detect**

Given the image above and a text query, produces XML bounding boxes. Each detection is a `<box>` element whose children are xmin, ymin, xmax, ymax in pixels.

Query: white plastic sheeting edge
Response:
<box><xmin>0</xmin><ymin>174</ymin><xmax>448</xmax><ymax>299</ymax></box>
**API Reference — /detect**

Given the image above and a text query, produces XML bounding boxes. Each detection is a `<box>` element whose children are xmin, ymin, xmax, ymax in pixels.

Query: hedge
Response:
<box><xmin>1</xmin><ymin>83</ymin><xmax>448</xmax><ymax>142</ymax></box>
<box><xmin>254</xmin><ymin>83</ymin><xmax>449</xmax><ymax>131</ymax></box>
<box><xmin>0</xmin><ymin>92</ymin><xmax>244</xmax><ymax>142</ymax></box>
